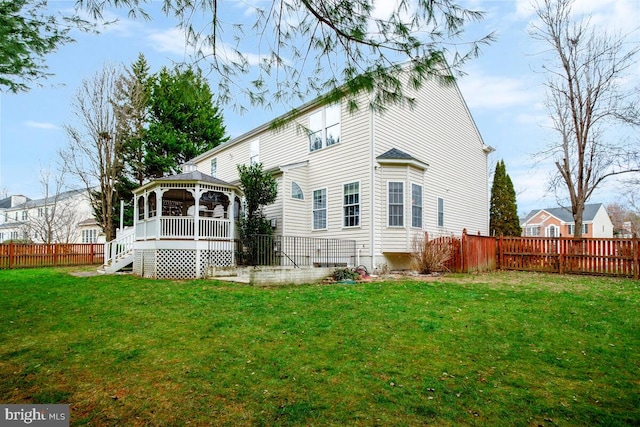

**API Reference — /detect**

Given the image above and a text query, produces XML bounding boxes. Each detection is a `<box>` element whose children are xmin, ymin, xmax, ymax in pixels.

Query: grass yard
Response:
<box><xmin>0</xmin><ymin>268</ymin><xmax>638</xmax><ymax>426</ymax></box>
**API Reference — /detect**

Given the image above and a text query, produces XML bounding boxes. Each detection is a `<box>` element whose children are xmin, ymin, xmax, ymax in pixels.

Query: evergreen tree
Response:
<box><xmin>144</xmin><ymin>66</ymin><xmax>228</xmax><ymax>178</ymax></box>
<box><xmin>489</xmin><ymin>160</ymin><xmax>522</xmax><ymax>236</ymax></box>
<box><xmin>237</xmin><ymin>162</ymin><xmax>278</xmax><ymax>265</ymax></box>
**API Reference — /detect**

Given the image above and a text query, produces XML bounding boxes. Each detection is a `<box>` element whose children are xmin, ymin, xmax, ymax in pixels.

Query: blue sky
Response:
<box><xmin>1</xmin><ymin>0</ymin><xmax>638</xmax><ymax>216</ymax></box>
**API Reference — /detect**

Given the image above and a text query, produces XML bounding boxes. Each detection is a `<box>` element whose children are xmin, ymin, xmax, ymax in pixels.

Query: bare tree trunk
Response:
<box><xmin>531</xmin><ymin>0</ymin><xmax>640</xmax><ymax>238</ymax></box>
<box><xmin>61</xmin><ymin>64</ymin><xmax>124</xmax><ymax>241</ymax></box>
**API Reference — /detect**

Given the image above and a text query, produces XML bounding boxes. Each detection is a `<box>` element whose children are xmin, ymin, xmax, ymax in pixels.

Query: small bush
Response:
<box><xmin>411</xmin><ymin>232</ymin><xmax>454</xmax><ymax>274</ymax></box>
<box><xmin>332</xmin><ymin>268</ymin><xmax>360</xmax><ymax>281</ymax></box>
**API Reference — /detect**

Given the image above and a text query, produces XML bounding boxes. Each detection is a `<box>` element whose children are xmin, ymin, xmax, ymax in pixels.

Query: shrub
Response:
<box><xmin>411</xmin><ymin>232</ymin><xmax>454</xmax><ymax>274</ymax></box>
<box><xmin>332</xmin><ymin>267</ymin><xmax>360</xmax><ymax>281</ymax></box>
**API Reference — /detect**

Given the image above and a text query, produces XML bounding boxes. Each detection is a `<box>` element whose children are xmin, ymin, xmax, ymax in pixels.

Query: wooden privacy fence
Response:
<box><xmin>443</xmin><ymin>230</ymin><xmax>497</xmax><ymax>273</ymax></box>
<box><xmin>498</xmin><ymin>236</ymin><xmax>640</xmax><ymax>279</ymax></box>
<box><xmin>0</xmin><ymin>243</ymin><xmax>104</xmax><ymax>270</ymax></box>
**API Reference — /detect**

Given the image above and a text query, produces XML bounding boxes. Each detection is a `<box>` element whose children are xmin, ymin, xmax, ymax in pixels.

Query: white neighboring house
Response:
<box><xmin>189</xmin><ymin>71</ymin><xmax>493</xmax><ymax>272</ymax></box>
<box><xmin>0</xmin><ymin>189</ymin><xmax>100</xmax><ymax>244</ymax></box>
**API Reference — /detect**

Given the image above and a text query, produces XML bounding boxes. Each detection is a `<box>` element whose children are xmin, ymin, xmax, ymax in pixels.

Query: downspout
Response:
<box><xmin>370</xmin><ymin>105</ymin><xmax>376</xmax><ymax>271</ymax></box>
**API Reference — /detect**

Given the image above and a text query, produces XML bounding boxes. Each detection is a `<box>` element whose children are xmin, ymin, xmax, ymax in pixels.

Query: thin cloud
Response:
<box><xmin>458</xmin><ymin>72</ymin><xmax>539</xmax><ymax>110</ymax></box>
<box><xmin>24</xmin><ymin>121</ymin><xmax>59</xmax><ymax>130</ymax></box>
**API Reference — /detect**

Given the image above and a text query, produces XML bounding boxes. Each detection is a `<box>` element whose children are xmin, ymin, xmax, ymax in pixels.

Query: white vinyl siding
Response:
<box><xmin>388</xmin><ymin>182</ymin><xmax>404</xmax><ymax>227</ymax></box>
<box><xmin>343</xmin><ymin>182</ymin><xmax>360</xmax><ymax>227</ymax></box>
<box><xmin>312</xmin><ymin>188</ymin><xmax>327</xmax><ymax>230</ymax></box>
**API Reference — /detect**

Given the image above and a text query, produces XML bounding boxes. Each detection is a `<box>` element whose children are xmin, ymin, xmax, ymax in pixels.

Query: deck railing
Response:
<box><xmin>237</xmin><ymin>234</ymin><xmax>357</xmax><ymax>267</ymax></box>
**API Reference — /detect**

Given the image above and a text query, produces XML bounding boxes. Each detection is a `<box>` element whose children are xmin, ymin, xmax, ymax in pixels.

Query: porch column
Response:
<box><xmin>155</xmin><ymin>188</ymin><xmax>167</xmax><ymax>240</ymax></box>
<box><xmin>187</xmin><ymin>186</ymin><xmax>200</xmax><ymax>241</ymax></box>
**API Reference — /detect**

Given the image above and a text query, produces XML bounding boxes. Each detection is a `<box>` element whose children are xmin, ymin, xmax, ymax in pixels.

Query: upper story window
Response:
<box><xmin>343</xmin><ymin>182</ymin><xmax>360</xmax><ymax>227</ymax></box>
<box><xmin>250</xmin><ymin>139</ymin><xmax>260</xmax><ymax>165</ymax></box>
<box><xmin>388</xmin><ymin>182</ymin><xmax>404</xmax><ymax>227</ymax></box>
<box><xmin>309</xmin><ymin>103</ymin><xmax>341</xmax><ymax>152</ymax></box>
<box><xmin>22</xmin><ymin>211</ymin><xmax>27</xmax><ymax>220</ymax></box>
<box><xmin>210</xmin><ymin>158</ymin><xmax>217</xmax><ymax>177</ymax></box>
<box><xmin>412</xmin><ymin>184</ymin><xmax>423</xmax><ymax>228</ymax></box>
<box><xmin>291</xmin><ymin>182</ymin><xmax>304</xmax><ymax>200</ymax></box>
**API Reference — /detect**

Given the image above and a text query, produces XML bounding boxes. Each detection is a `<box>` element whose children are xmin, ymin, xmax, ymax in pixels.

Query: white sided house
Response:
<box><xmin>0</xmin><ymin>189</ymin><xmax>98</xmax><ymax>244</ymax></box>
<box><xmin>193</xmin><ymin>74</ymin><xmax>492</xmax><ymax>272</ymax></box>
<box><xmin>105</xmin><ymin>72</ymin><xmax>493</xmax><ymax>279</ymax></box>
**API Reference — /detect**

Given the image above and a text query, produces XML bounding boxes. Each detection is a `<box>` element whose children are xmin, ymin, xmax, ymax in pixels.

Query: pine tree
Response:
<box><xmin>489</xmin><ymin>160</ymin><xmax>522</xmax><ymax>236</ymax></box>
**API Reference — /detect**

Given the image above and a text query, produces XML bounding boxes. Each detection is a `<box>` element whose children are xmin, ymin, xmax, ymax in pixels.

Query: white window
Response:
<box><xmin>312</xmin><ymin>188</ymin><xmax>327</xmax><ymax>230</ymax></box>
<box><xmin>343</xmin><ymin>182</ymin><xmax>360</xmax><ymax>227</ymax></box>
<box><xmin>22</xmin><ymin>211</ymin><xmax>28</xmax><ymax>220</ymax></box>
<box><xmin>388</xmin><ymin>182</ymin><xmax>404</xmax><ymax>227</ymax></box>
<box><xmin>412</xmin><ymin>184</ymin><xmax>422</xmax><ymax>228</ymax></box>
<box><xmin>437</xmin><ymin>197</ymin><xmax>444</xmax><ymax>228</ymax></box>
<box><xmin>568</xmin><ymin>224</ymin><xmax>589</xmax><ymax>235</ymax></box>
<box><xmin>14</xmin><ymin>212</ymin><xmax>18</xmax><ymax>221</ymax></box>
<box><xmin>210</xmin><ymin>158</ymin><xmax>217</xmax><ymax>177</ymax></box>
<box><xmin>82</xmin><ymin>229</ymin><xmax>98</xmax><ymax>243</ymax></box>
<box><xmin>38</xmin><ymin>208</ymin><xmax>43</xmax><ymax>217</ymax></box>
<box><xmin>309</xmin><ymin>103</ymin><xmax>341</xmax><ymax>152</ymax></box>
<box><xmin>526</xmin><ymin>226</ymin><xmax>540</xmax><ymax>236</ymax></box>
<box><xmin>291</xmin><ymin>182</ymin><xmax>304</xmax><ymax>200</ymax></box>
<box><xmin>250</xmin><ymin>139</ymin><xmax>260</xmax><ymax>164</ymax></box>
<box><xmin>547</xmin><ymin>224</ymin><xmax>558</xmax><ymax>237</ymax></box>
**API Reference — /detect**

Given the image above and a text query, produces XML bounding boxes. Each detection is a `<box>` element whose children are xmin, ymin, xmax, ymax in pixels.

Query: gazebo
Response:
<box><xmin>128</xmin><ymin>163</ymin><xmax>243</xmax><ymax>279</ymax></box>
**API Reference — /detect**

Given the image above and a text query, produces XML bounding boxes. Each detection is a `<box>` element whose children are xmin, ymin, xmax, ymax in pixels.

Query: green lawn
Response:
<box><xmin>0</xmin><ymin>268</ymin><xmax>638</xmax><ymax>426</ymax></box>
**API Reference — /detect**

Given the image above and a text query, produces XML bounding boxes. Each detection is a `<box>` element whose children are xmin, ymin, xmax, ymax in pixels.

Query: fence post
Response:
<box><xmin>558</xmin><ymin>238</ymin><xmax>564</xmax><ymax>274</ymax></box>
<box><xmin>498</xmin><ymin>235</ymin><xmax>503</xmax><ymax>270</ymax></box>
<box><xmin>9</xmin><ymin>242</ymin><xmax>14</xmax><ymax>269</ymax></box>
<box><xmin>90</xmin><ymin>243</ymin><xmax>94</xmax><ymax>265</ymax></box>
<box><xmin>461</xmin><ymin>229</ymin><xmax>467</xmax><ymax>273</ymax></box>
<box><xmin>634</xmin><ymin>236</ymin><xmax>639</xmax><ymax>280</ymax></box>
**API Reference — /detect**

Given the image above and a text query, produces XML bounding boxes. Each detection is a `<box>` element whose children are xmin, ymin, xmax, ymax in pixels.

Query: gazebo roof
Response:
<box><xmin>135</xmin><ymin>170</ymin><xmax>240</xmax><ymax>194</ymax></box>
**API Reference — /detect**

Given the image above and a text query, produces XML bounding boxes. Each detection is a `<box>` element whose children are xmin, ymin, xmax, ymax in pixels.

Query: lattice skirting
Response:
<box><xmin>134</xmin><ymin>248</ymin><xmax>234</xmax><ymax>279</ymax></box>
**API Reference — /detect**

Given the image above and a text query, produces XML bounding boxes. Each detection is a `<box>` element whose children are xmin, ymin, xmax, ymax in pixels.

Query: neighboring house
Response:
<box><xmin>184</xmin><ymin>71</ymin><xmax>493</xmax><ymax>272</ymax></box>
<box><xmin>0</xmin><ymin>189</ymin><xmax>99</xmax><ymax>244</ymax></box>
<box><xmin>0</xmin><ymin>195</ymin><xmax>30</xmax><ymax>242</ymax></box>
<box><xmin>521</xmin><ymin>203</ymin><xmax>613</xmax><ymax>238</ymax></box>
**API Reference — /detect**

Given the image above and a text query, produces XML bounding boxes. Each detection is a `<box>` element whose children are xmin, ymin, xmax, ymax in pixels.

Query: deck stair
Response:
<box><xmin>102</xmin><ymin>227</ymin><xmax>135</xmax><ymax>274</ymax></box>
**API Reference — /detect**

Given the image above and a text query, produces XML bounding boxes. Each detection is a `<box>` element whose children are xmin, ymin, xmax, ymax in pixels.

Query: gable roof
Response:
<box><xmin>523</xmin><ymin>203</ymin><xmax>605</xmax><ymax>224</ymax></box>
<box><xmin>135</xmin><ymin>170</ymin><xmax>240</xmax><ymax>193</ymax></box>
<box><xmin>190</xmin><ymin>64</ymin><xmax>487</xmax><ymax>166</ymax></box>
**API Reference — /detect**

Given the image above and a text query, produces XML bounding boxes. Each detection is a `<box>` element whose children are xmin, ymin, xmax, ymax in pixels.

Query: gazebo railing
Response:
<box><xmin>136</xmin><ymin>216</ymin><xmax>232</xmax><ymax>239</ymax></box>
